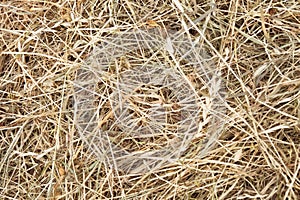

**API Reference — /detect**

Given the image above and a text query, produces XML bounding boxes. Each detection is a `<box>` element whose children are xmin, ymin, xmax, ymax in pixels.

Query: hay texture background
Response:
<box><xmin>0</xmin><ymin>0</ymin><xmax>300</xmax><ymax>199</ymax></box>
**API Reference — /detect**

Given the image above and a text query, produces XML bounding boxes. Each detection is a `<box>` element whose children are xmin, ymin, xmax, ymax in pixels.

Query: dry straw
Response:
<box><xmin>74</xmin><ymin>27</ymin><xmax>226</xmax><ymax>174</ymax></box>
<box><xmin>1</xmin><ymin>0</ymin><xmax>300</xmax><ymax>198</ymax></box>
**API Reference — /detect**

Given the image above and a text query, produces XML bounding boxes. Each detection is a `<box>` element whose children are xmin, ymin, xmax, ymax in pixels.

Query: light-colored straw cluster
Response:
<box><xmin>74</xmin><ymin>27</ymin><xmax>226</xmax><ymax>174</ymax></box>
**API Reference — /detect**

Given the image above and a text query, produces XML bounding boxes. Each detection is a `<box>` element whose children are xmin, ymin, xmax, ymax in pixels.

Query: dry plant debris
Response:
<box><xmin>0</xmin><ymin>0</ymin><xmax>299</xmax><ymax>199</ymax></box>
<box><xmin>74</xmin><ymin>27</ymin><xmax>226</xmax><ymax>174</ymax></box>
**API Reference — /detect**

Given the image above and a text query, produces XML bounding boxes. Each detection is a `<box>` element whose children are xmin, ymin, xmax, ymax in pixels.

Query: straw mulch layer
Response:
<box><xmin>0</xmin><ymin>0</ymin><xmax>299</xmax><ymax>199</ymax></box>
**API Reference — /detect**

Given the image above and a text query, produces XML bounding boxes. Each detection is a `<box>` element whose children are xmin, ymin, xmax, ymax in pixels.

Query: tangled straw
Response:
<box><xmin>74</xmin><ymin>27</ymin><xmax>226</xmax><ymax>174</ymax></box>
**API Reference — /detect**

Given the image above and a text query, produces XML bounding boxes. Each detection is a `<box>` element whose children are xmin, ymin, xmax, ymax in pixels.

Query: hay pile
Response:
<box><xmin>74</xmin><ymin>25</ymin><xmax>226</xmax><ymax>174</ymax></box>
<box><xmin>1</xmin><ymin>0</ymin><xmax>299</xmax><ymax>199</ymax></box>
